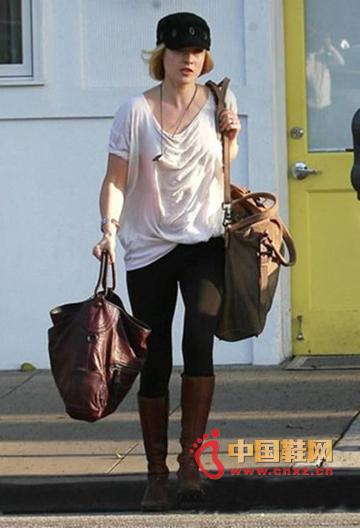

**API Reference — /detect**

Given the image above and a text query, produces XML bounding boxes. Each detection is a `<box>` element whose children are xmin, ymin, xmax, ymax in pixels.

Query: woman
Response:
<box><xmin>92</xmin><ymin>11</ymin><xmax>241</xmax><ymax>511</ymax></box>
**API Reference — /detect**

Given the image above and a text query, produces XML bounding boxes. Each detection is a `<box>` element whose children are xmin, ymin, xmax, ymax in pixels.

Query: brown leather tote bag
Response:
<box><xmin>206</xmin><ymin>79</ymin><xmax>297</xmax><ymax>341</ymax></box>
<box><xmin>48</xmin><ymin>250</ymin><xmax>151</xmax><ymax>422</ymax></box>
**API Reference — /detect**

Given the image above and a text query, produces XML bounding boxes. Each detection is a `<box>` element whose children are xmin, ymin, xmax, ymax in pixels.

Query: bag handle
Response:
<box><xmin>94</xmin><ymin>250</ymin><xmax>116</xmax><ymax>296</ymax></box>
<box><xmin>206</xmin><ymin>81</ymin><xmax>279</xmax><ymax>234</ymax></box>
<box><xmin>206</xmin><ymin>78</ymin><xmax>232</xmax><ymax>209</ymax></box>
<box><xmin>269</xmin><ymin>220</ymin><xmax>297</xmax><ymax>267</ymax></box>
<box><xmin>233</xmin><ymin>191</ymin><xmax>278</xmax><ymax>215</ymax></box>
<box><xmin>207</xmin><ymin>79</ymin><xmax>297</xmax><ymax>267</ymax></box>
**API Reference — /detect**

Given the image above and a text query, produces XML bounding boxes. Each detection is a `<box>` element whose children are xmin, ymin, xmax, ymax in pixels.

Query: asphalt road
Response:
<box><xmin>1</xmin><ymin>512</ymin><xmax>360</xmax><ymax>527</ymax></box>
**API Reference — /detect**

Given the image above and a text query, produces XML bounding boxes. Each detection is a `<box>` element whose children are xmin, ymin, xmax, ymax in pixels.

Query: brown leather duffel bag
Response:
<box><xmin>48</xmin><ymin>250</ymin><xmax>151</xmax><ymax>422</ymax></box>
<box><xmin>206</xmin><ymin>78</ymin><xmax>297</xmax><ymax>341</ymax></box>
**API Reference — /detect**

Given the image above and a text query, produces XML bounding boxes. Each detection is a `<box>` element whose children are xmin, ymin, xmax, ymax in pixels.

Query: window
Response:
<box><xmin>0</xmin><ymin>0</ymin><xmax>32</xmax><ymax>77</ymax></box>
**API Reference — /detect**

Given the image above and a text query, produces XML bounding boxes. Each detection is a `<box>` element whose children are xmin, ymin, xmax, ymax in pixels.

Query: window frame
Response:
<box><xmin>0</xmin><ymin>0</ymin><xmax>33</xmax><ymax>78</ymax></box>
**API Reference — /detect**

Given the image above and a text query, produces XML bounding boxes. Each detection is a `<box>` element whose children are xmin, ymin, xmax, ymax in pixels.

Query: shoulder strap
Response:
<box><xmin>206</xmin><ymin>77</ymin><xmax>231</xmax><ymax>113</ymax></box>
<box><xmin>206</xmin><ymin>78</ymin><xmax>232</xmax><ymax>217</ymax></box>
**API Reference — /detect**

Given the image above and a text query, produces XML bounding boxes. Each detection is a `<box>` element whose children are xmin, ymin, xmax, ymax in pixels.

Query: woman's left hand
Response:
<box><xmin>218</xmin><ymin>109</ymin><xmax>241</xmax><ymax>141</ymax></box>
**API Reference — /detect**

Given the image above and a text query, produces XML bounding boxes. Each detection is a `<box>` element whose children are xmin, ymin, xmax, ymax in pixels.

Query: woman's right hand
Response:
<box><xmin>92</xmin><ymin>232</ymin><xmax>117</xmax><ymax>264</ymax></box>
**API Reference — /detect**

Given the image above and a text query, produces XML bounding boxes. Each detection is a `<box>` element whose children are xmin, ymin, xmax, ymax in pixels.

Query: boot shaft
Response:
<box><xmin>137</xmin><ymin>392</ymin><xmax>170</xmax><ymax>477</ymax></box>
<box><xmin>177</xmin><ymin>375</ymin><xmax>215</xmax><ymax>463</ymax></box>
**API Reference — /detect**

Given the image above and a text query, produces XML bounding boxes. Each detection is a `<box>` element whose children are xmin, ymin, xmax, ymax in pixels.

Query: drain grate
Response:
<box><xmin>285</xmin><ymin>355</ymin><xmax>360</xmax><ymax>370</ymax></box>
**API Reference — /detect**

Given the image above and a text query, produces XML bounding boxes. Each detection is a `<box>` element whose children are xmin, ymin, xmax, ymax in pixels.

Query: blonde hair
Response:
<box><xmin>141</xmin><ymin>43</ymin><xmax>214</xmax><ymax>81</ymax></box>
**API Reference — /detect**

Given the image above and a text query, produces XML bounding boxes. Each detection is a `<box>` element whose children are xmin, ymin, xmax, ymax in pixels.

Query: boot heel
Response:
<box><xmin>141</xmin><ymin>475</ymin><xmax>170</xmax><ymax>511</ymax></box>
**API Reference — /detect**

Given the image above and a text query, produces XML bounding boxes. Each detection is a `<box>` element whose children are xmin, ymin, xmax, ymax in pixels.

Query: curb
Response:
<box><xmin>1</xmin><ymin>469</ymin><xmax>360</xmax><ymax>514</ymax></box>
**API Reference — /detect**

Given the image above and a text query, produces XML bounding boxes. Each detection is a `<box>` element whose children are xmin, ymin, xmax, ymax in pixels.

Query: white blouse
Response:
<box><xmin>108</xmin><ymin>86</ymin><xmax>238</xmax><ymax>271</ymax></box>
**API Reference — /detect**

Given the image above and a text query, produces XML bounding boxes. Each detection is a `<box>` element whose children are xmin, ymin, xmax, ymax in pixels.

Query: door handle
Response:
<box><xmin>290</xmin><ymin>161</ymin><xmax>321</xmax><ymax>180</ymax></box>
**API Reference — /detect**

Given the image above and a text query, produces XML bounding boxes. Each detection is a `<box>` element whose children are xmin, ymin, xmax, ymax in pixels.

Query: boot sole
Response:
<box><xmin>177</xmin><ymin>487</ymin><xmax>207</xmax><ymax>507</ymax></box>
<box><xmin>141</xmin><ymin>501</ymin><xmax>170</xmax><ymax>512</ymax></box>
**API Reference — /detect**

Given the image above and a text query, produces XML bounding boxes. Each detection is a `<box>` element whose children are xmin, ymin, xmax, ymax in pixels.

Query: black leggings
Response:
<box><xmin>126</xmin><ymin>236</ymin><xmax>225</xmax><ymax>398</ymax></box>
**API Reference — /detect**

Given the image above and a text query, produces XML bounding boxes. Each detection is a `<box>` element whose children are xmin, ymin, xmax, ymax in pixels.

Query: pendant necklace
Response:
<box><xmin>153</xmin><ymin>83</ymin><xmax>198</xmax><ymax>162</ymax></box>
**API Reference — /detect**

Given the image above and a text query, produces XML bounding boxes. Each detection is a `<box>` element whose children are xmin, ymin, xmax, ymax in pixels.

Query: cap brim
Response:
<box><xmin>165</xmin><ymin>36</ymin><xmax>210</xmax><ymax>50</ymax></box>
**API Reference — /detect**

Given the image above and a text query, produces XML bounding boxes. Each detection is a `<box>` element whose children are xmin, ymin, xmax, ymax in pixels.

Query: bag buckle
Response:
<box><xmin>259</xmin><ymin>247</ymin><xmax>272</xmax><ymax>258</ymax></box>
<box><xmin>222</xmin><ymin>202</ymin><xmax>232</xmax><ymax>227</ymax></box>
<box><xmin>258</xmin><ymin>233</ymin><xmax>273</xmax><ymax>260</ymax></box>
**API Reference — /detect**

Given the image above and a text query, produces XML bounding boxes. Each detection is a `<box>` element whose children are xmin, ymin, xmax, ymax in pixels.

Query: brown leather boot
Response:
<box><xmin>176</xmin><ymin>375</ymin><xmax>215</xmax><ymax>503</ymax></box>
<box><xmin>137</xmin><ymin>392</ymin><xmax>170</xmax><ymax>511</ymax></box>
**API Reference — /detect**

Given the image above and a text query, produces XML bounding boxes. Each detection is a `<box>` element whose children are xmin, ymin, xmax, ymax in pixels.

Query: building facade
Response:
<box><xmin>1</xmin><ymin>0</ymin><xmax>358</xmax><ymax>370</ymax></box>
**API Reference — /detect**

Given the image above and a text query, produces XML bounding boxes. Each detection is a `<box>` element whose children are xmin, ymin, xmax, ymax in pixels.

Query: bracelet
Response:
<box><xmin>100</xmin><ymin>217</ymin><xmax>120</xmax><ymax>233</ymax></box>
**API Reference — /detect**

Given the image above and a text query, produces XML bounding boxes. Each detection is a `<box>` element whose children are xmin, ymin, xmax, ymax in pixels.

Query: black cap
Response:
<box><xmin>156</xmin><ymin>12</ymin><xmax>211</xmax><ymax>51</ymax></box>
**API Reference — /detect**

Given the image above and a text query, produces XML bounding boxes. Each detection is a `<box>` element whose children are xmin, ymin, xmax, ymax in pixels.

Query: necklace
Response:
<box><xmin>153</xmin><ymin>83</ymin><xmax>198</xmax><ymax>162</ymax></box>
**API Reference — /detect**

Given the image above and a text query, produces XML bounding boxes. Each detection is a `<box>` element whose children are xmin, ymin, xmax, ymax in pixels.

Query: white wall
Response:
<box><xmin>0</xmin><ymin>0</ymin><xmax>292</xmax><ymax>369</ymax></box>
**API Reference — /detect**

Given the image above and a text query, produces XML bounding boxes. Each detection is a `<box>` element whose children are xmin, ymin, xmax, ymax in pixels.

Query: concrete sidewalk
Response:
<box><xmin>1</xmin><ymin>361</ymin><xmax>360</xmax><ymax>513</ymax></box>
